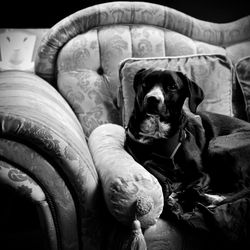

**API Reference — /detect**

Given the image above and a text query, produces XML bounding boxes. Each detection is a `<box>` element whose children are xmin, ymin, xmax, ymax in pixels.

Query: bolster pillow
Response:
<box><xmin>88</xmin><ymin>123</ymin><xmax>164</xmax><ymax>228</ymax></box>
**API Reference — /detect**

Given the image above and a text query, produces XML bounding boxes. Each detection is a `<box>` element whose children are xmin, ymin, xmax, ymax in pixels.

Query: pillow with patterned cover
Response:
<box><xmin>88</xmin><ymin>123</ymin><xmax>164</xmax><ymax>228</ymax></box>
<box><xmin>118</xmin><ymin>54</ymin><xmax>234</xmax><ymax>127</ymax></box>
<box><xmin>236</xmin><ymin>56</ymin><xmax>250</xmax><ymax>122</ymax></box>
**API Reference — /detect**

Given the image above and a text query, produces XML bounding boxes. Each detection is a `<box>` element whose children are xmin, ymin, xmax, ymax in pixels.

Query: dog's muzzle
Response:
<box><xmin>144</xmin><ymin>86</ymin><xmax>165</xmax><ymax>114</ymax></box>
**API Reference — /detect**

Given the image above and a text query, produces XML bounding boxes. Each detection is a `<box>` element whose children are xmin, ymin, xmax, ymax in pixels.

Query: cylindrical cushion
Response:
<box><xmin>88</xmin><ymin>123</ymin><xmax>164</xmax><ymax>229</ymax></box>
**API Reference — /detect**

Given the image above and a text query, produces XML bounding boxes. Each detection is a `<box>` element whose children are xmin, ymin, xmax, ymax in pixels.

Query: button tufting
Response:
<box><xmin>97</xmin><ymin>67</ymin><xmax>104</xmax><ymax>75</ymax></box>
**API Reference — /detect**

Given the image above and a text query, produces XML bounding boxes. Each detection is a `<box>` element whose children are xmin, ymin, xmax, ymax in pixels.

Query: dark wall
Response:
<box><xmin>1</xmin><ymin>0</ymin><xmax>250</xmax><ymax>28</ymax></box>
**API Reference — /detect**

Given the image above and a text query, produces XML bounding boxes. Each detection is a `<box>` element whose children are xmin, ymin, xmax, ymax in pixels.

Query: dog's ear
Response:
<box><xmin>187</xmin><ymin>80</ymin><xmax>204</xmax><ymax>113</ymax></box>
<box><xmin>133</xmin><ymin>68</ymin><xmax>147</xmax><ymax>92</ymax></box>
<box><xmin>177</xmin><ymin>72</ymin><xmax>204</xmax><ymax>113</ymax></box>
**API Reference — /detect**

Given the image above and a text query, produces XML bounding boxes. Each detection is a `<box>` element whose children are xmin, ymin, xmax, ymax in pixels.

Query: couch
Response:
<box><xmin>1</xmin><ymin>1</ymin><xmax>250</xmax><ymax>250</ymax></box>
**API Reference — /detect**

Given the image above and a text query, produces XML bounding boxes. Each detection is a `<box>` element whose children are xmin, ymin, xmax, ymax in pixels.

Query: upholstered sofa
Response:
<box><xmin>1</xmin><ymin>1</ymin><xmax>250</xmax><ymax>250</ymax></box>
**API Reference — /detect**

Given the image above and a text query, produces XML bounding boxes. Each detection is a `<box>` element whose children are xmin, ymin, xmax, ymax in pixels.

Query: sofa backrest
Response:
<box><xmin>35</xmin><ymin>1</ymin><xmax>250</xmax><ymax>137</ymax></box>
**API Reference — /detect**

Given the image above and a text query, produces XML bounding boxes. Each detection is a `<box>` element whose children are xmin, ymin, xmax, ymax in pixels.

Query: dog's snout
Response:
<box><xmin>143</xmin><ymin>86</ymin><xmax>165</xmax><ymax>114</ymax></box>
<box><xmin>146</xmin><ymin>96</ymin><xmax>160</xmax><ymax>106</ymax></box>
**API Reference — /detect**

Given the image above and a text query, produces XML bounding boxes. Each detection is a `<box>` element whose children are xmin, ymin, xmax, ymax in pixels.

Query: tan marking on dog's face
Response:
<box><xmin>145</xmin><ymin>85</ymin><xmax>165</xmax><ymax>104</ymax></box>
<box><xmin>143</xmin><ymin>84</ymin><xmax>165</xmax><ymax>114</ymax></box>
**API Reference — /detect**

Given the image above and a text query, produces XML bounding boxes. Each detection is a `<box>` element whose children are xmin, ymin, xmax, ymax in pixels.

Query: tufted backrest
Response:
<box><xmin>35</xmin><ymin>1</ymin><xmax>250</xmax><ymax>137</ymax></box>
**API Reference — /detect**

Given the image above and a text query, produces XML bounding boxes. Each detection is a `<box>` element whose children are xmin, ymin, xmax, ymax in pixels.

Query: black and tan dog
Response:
<box><xmin>124</xmin><ymin>68</ymin><xmax>250</xmax><ymax>248</ymax></box>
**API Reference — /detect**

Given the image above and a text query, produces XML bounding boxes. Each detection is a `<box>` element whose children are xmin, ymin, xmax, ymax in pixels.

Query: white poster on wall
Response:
<box><xmin>0</xmin><ymin>30</ymin><xmax>36</xmax><ymax>71</ymax></box>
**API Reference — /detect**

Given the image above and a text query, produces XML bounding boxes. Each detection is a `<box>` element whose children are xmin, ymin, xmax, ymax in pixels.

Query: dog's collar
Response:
<box><xmin>126</xmin><ymin>127</ymin><xmax>186</xmax><ymax>160</ymax></box>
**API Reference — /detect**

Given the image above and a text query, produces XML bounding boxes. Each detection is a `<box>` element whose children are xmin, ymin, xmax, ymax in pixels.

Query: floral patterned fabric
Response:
<box><xmin>35</xmin><ymin>2</ymin><xmax>250</xmax><ymax>137</ymax></box>
<box><xmin>119</xmin><ymin>55</ymin><xmax>234</xmax><ymax>126</ymax></box>
<box><xmin>0</xmin><ymin>160</ymin><xmax>46</xmax><ymax>201</ymax></box>
<box><xmin>35</xmin><ymin>1</ymin><xmax>250</xmax><ymax>84</ymax></box>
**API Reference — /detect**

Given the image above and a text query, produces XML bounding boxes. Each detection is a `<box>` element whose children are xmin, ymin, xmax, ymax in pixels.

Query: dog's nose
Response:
<box><xmin>146</xmin><ymin>96</ymin><xmax>160</xmax><ymax>106</ymax></box>
<box><xmin>144</xmin><ymin>95</ymin><xmax>162</xmax><ymax>114</ymax></box>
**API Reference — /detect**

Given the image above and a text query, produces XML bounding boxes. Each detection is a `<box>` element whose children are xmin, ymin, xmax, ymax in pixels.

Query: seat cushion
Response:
<box><xmin>118</xmin><ymin>54</ymin><xmax>234</xmax><ymax>126</ymax></box>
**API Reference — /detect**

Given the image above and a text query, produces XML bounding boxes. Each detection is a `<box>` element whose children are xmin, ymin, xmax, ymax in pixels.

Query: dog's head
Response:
<box><xmin>131</xmin><ymin>68</ymin><xmax>204</xmax><ymax>141</ymax></box>
<box><xmin>133</xmin><ymin>68</ymin><xmax>204</xmax><ymax>117</ymax></box>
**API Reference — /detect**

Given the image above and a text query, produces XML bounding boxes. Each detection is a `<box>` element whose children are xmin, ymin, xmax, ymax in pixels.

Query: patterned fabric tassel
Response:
<box><xmin>127</xmin><ymin>219</ymin><xmax>147</xmax><ymax>250</ymax></box>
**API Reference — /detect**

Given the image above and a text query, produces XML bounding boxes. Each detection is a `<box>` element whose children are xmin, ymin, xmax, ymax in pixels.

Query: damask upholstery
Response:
<box><xmin>35</xmin><ymin>2</ymin><xmax>250</xmax><ymax>137</ymax></box>
<box><xmin>0</xmin><ymin>2</ymin><xmax>249</xmax><ymax>250</ymax></box>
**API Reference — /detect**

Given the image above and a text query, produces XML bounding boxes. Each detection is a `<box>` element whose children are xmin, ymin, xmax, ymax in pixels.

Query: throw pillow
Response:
<box><xmin>118</xmin><ymin>54</ymin><xmax>234</xmax><ymax>126</ymax></box>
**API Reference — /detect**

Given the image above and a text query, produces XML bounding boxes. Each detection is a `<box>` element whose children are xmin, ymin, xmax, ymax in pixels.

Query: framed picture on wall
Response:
<box><xmin>0</xmin><ymin>30</ymin><xmax>36</xmax><ymax>72</ymax></box>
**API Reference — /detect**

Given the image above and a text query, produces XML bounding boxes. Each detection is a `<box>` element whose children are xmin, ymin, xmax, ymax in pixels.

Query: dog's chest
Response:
<box><xmin>126</xmin><ymin>127</ymin><xmax>184</xmax><ymax>168</ymax></box>
<box><xmin>125</xmin><ymin>122</ymin><xmax>205</xmax><ymax>185</ymax></box>
<box><xmin>139</xmin><ymin>115</ymin><xmax>171</xmax><ymax>143</ymax></box>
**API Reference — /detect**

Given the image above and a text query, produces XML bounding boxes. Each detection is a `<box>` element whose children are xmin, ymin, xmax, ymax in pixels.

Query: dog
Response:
<box><xmin>124</xmin><ymin>68</ymin><xmax>250</xmax><ymax>248</ymax></box>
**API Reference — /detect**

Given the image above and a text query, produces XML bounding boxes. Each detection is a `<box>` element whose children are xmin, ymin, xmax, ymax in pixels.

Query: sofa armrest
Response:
<box><xmin>0</xmin><ymin>157</ymin><xmax>59</xmax><ymax>250</ymax></box>
<box><xmin>0</xmin><ymin>70</ymin><xmax>100</xmax><ymax>248</ymax></box>
<box><xmin>88</xmin><ymin>123</ymin><xmax>164</xmax><ymax>229</ymax></box>
<box><xmin>0</xmin><ymin>138</ymin><xmax>76</xmax><ymax>250</ymax></box>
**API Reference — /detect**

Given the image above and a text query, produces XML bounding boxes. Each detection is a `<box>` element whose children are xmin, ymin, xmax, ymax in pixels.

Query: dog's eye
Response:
<box><xmin>167</xmin><ymin>83</ymin><xmax>177</xmax><ymax>90</ymax></box>
<box><xmin>142</xmin><ymin>82</ymin><xmax>147</xmax><ymax>88</ymax></box>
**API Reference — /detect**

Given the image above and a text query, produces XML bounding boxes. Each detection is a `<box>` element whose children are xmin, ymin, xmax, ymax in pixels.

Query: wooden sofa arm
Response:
<box><xmin>0</xmin><ymin>70</ymin><xmax>100</xmax><ymax>249</ymax></box>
